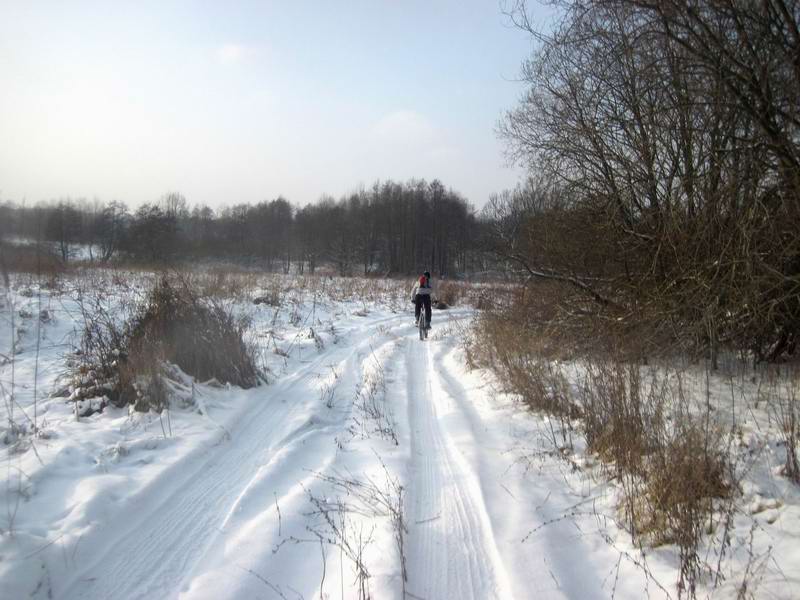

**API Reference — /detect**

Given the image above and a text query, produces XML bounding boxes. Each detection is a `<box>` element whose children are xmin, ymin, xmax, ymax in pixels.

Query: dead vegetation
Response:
<box><xmin>0</xmin><ymin>243</ymin><xmax>66</xmax><ymax>277</ymax></box>
<box><xmin>759</xmin><ymin>366</ymin><xmax>800</xmax><ymax>484</ymax></box>
<box><xmin>470</xmin><ymin>304</ymin><xmax>747</xmax><ymax>597</ymax></box>
<box><xmin>481</xmin><ymin>2</ymin><xmax>800</xmax><ymax>591</ymax></box>
<box><xmin>74</xmin><ymin>276</ymin><xmax>259</xmax><ymax>414</ymax></box>
<box><xmin>274</xmin><ymin>461</ymin><xmax>407</xmax><ymax>600</ymax></box>
<box><xmin>472</xmin><ymin>288</ymin><xmax>800</xmax><ymax>596</ymax></box>
<box><xmin>350</xmin><ymin>354</ymin><xmax>397</xmax><ymax>446</ymax></box>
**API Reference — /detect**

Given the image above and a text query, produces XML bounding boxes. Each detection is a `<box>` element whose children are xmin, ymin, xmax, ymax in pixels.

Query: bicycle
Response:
<box><xmin>418</xmin><ymin>313</ymin><xmax>428</xmax><ymax>340</ymax></box>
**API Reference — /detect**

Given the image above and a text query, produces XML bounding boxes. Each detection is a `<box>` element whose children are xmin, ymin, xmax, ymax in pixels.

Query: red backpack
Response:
<box><xmin>419</xmin><ymin>275</ymin><xmax>429</xmax><ymax>288</ymax></box>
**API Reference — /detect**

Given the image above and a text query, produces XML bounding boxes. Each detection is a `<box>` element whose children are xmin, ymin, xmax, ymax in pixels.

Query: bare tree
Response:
<box><xmin>498</xmin><ymin>0</ymin><xmax>800</xmax><ymax>360</ymax></box>
<box><xmin>46</xmin><ymin>200</ymin><xmax>82</xmax><ymax>263</ymax></box>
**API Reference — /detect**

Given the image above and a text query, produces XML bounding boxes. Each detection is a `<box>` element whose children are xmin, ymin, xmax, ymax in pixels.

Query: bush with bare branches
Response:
<box><xmin>471</xmin><ymin>303</ymin><xmax>738</xmax><ymax>596</ymax></box>
<box><xmin>492</xmin><ymin>0</ymin><xmax>800</xmax><ymax>363</ymax></box>
<box><xmin>74</xmin><ymin>277</ymin><xmax>259</xmax><ymax>414</ymax></box>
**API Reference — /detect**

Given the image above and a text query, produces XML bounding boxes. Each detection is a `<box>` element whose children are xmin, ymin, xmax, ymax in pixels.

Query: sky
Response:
<box><xmin>0</xmin><ymin>1</ymin><xmax>556</xmax><ymax>209</ymax></box>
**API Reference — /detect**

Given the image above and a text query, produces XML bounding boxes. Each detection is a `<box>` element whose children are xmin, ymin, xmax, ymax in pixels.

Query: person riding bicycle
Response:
<box><xmin>411</xmin><ymin>271</ymin><xmax>436</xmax><ymax>330</ymax></box>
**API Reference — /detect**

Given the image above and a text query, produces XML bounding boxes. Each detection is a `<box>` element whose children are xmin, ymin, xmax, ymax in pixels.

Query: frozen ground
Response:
<box><xmin>0</xmin><ymin>270</ymin><xmax>798</xmax><ymax>599</ymax></box>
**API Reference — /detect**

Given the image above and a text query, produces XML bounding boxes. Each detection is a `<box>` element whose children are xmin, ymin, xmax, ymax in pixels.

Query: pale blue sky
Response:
<box><xmin>0</xmin><ymin>1</ymin><xmax>554</xmax><ymax>208</ymax></box>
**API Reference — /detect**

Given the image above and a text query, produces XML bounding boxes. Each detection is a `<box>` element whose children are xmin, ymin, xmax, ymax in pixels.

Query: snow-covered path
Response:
<box><xmin>56</xmin><ymin>312</ymin><xmax>409</xmax><ymax>600</ymax></box>
<box><xmin>405</xmin><ymin>339</ymin><xmax>514</xmax><ymax>600</ymax></box>
<box><xmin>51</xmin><ymin>307</ymin><xmax>560</xmax><ymax>600</ymax></box>
<box><xmin>3</xmin><ymin>292</ymin><xmax>671</xmax><ymax>600</ymax></box>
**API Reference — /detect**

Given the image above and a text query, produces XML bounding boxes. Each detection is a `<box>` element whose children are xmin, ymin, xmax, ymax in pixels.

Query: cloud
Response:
<box><xmin>216</xmin><ymin>43</ymin><xmax>248</xmax><ymax>65</ymax></box>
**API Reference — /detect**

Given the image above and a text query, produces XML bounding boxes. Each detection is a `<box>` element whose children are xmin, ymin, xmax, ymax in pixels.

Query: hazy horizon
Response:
<box><xmin>0</xmin><ymin>1</ymin><xmax>555</xmax><ymax>210</ymax></box>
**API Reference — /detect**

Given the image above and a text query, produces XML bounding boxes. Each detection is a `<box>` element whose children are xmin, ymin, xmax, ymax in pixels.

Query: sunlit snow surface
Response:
<box><xmin>0</xmin><ymin>269</ymin><xmax>797</xmax><ymax>599</ymax></box>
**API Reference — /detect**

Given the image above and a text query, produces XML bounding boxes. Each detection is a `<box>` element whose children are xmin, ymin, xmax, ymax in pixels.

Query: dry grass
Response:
<box><xmin>470</xmin><ymin>302</ymin><xmax>576</xmax><ymax>417</ymax></box>
<box><xmin>578</xmin><ymin>362</ymin><xmax>665</xmax><ymax>476</ymax></box>
<box><xmin>2</xmin><ymin>243</ymin><xmax>66</xmax><ymax>276</ymax></box>
<box><xmin>758</xmin><ymin>366</ymin><xmax>800</xmax><ymax>483</ymax></box>
<box><xmin>437</xmin><ymin>280</ymin><xmax>464</xmax><ymax>306</ymax></box>
<box><xmin>76</xmin><ymin>276</ymin><xmax>259</xmax><ymax>413</ymax></box>
<box><xmin>123</xmin><ymin>278</ymin><xmax>258</xmax><ymax>404</ymax></box>
<box><xmin>472</xmin><ymin>295</ymin><xmax>737</xmax><ymax>597</ymax></box>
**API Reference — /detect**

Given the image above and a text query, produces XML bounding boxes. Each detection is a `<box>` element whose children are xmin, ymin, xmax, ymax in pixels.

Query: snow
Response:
<box><xmin>1</xmin><ymin>270</ymin><xmax>798</xmax><ymax>599</ymax></box>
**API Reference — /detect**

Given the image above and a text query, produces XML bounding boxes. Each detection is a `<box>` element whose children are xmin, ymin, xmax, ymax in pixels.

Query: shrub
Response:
<box><xmin>2</xmin><ymin>242</ymin><xmax>65</xmax><ymax>275</ymax></box>
<box><xmin>759</xmin><ymin>366</ymin><xmax>800</xmax><ymax>484</ymax></box>
<box><xmin>578</xmin><ymin>361</ymin><xmax>666</xmax><ymax>476</ymax></box>
<box><xmin>437</xmin><ymin>280</ymin><xmax>462</xmax><ymax>306</ymax></box>
<box><xmin>76</xmin><ymin>277</ymin><xmax>259</xmax><ymax>413</ymax></box>
<box><xmin>129</xmin><ymin>278</ymin><xmax>257</xmax><ymax>385</ymax></box>
<box><xmin>474</xmin><ymin>295</ymin><xmax>735</xmax><ymax>597</ymax></box>
<box><xmin>471</xmin><ymin>298</ymin><xmax>576</xmax><ymax>417</ymax></box>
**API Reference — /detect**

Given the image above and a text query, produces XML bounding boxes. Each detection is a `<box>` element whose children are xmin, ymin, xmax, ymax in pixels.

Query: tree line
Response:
<box><xmin>0</xmin><ymin>178</ymin><xmax>485</xmax><ymax>277</ymax></box>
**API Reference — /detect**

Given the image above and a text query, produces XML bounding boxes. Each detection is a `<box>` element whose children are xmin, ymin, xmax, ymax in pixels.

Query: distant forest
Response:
<box><xmin>0</xmin><ymin>179</ymin><xmax>487</xmax><ymax>276</ymax></box>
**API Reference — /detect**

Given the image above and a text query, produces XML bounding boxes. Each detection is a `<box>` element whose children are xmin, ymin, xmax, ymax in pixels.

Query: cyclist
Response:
<box><xmin>411</xmin><ymin>270</ymin><xmax>436</xmax><ymax>329</ymax></box>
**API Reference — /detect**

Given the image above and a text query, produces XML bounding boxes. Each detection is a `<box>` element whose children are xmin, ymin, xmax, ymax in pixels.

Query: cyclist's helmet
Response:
<box><xmin>424</xmin><ymin>271</ymin><xmax>430</xmax><ymax>278</ymax></box>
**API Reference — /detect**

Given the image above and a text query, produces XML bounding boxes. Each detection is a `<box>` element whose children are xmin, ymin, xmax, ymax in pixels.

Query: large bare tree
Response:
<box><xmin>498</xmin><ymin>0</ymin><xmax>800</xmax><ymax>359</ymax></box>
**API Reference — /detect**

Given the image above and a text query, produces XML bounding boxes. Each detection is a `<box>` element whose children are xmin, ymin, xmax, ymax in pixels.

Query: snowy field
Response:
<box><xmin>1</xmin><ymin>269</ymin><xmax>798</xmax><ymax>599</ymax></box>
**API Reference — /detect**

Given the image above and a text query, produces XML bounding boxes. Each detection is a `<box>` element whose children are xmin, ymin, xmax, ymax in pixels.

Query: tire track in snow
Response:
<box><xmin>57</xmin><ymin>314</ymin><xmax>410</xmax><ymax>600</ymax></box>
<box><xmin>405</xmin><ymin>338</ymin><xmax>514</xmax><ymax>600</ymax></box>
<box><xmin>431</xmin><ymin>338</ymin><xmax>617</xmax><ymax>600</ymax></box>
<box><xmin>179</xmin><ymin>331</ymin><xmax>409</xmax><ymax>600</ymax></box>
